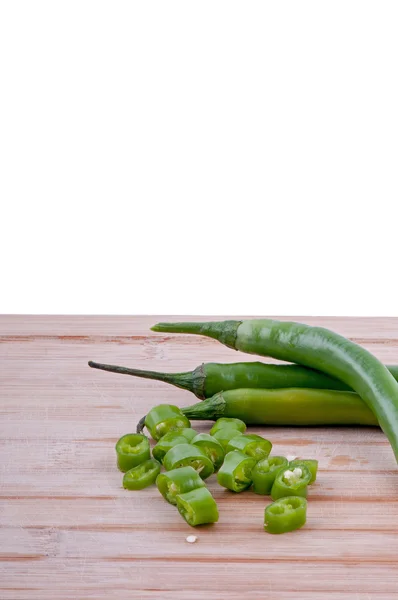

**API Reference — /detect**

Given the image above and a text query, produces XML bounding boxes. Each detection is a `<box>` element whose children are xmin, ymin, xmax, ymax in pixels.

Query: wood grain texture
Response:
<box><xmin>1</xmin><ymin>315</ymin><xmax>398</xmax><ymax>599</ymax></box>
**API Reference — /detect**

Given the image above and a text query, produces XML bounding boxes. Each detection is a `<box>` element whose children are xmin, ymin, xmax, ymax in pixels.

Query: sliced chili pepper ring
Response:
<box><xmin>191</xmin><ymin>433</ymin><xmax>225</xmax><ymax>472</ymax></box>
<box><xmin>217</xmin><ymin>450</ymin><xmax>257</xmax><ymax>492</ymax></box>
<box><xmin>176</xmin><ymin>487</ymin><xmax>219</xmax><ymax>526</ymax></box>
<box><xmin>163</xmin><ymin>443</ymin><xmax>214</xmax><ymax>479</ymax></box>
<box><xmin>115</xmin><ymin>433</ymin><xmax>151</xmax><ymax>472</ymax></box>
<box><xmin>123</xmin><ymin>458</ymin><xmax>161</xmax><ymax>490</ymax></box>
<box><xmin>226</xmin><ymin>434</ymin><xmax>272</xmax><ymax>461</ymax></box>
<box><xmin>264</xmin><ymin>496</ymin><xmax>307</xmax><ymax>534</ymax></box>
<box><xmin>251</xmin><ymin>456</ymin><xmax>288</xmax><ymax>495</ymax></box>
<box><xmin>156</xmin><ymin>466</ymin><xmax>205</xmax><ymax>505</ymax></box>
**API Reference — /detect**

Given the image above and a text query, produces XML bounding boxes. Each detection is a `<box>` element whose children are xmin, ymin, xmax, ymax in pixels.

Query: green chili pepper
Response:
<box><xmin>156</xmin><ymin>466</ymin><xmax>205</xmax><ymax>505</ymax></box>
<box><xmin>217</xmin><ymin>450</ymin><xmax>257</xmax><ymax>492</ymax></box>
<box><xmin>144</xmin><ymin>404</ymin><xmax>191</xmax><ymax>441</ymax></box>
<box><xmin>163</xmin><ymin>443</ymin><xmax>214</xmax><ymax>479</ymax></box>
<box><xmin>152</xmin><ymin>319</ymin><xmax>398</xmax><ymax>461</ymax></box>
<box><xmin>180</xmin><ymin>388</ymin><xmax>377</xmax><ymax>427</ymax></box>
<box><xmin>271</xmin><ymin>464</ymin><xmax>312</xmax><ymax>500</ymax></box>
<box><xmin>191</xmin><ymin>433</ymin><xmax>225</xmax><ymax>472</ymax></box>
<box><xmin>211</xmin><ymin>427</ymin><xmax>244</xmax><ymax>451</ymax></box>
<box><xmin>152</xmin><ymin>431</ymin><xmax>191</xmax><ymax>464</ymax></box>
<box><xmin>251</xmin><ymin>456</ymin><xmax>288</xmax><ymax>495</ymax></box>
<box><xmin>91</xmin><ymin>360</ymin><xmax>398</xmax><ymax>398</ymax></box>
<box><xmin>209</xmin><ymin>418</ymin><xmax>246</xmax><ymax>435</ymax></box>
<box><xmin>226</xmin><ymin>434</ymin><xmax>272</xmax><ymax>461</ymax></box>
<box><xmin>122</xmin><ymin>458</ymin><xmax>161</xmax><ymax>490</ymax></box>
<box><xmin>264</xmin><ymin>497</ymin><xmax>307</xmax><ymax>534</ymax></box>
<box><xmin>176</xmin><ymin>486</ymin><xmax>219</xmax><ymax>526</ymax></box>
<box><xmin>115</xmin><ymin>433</ymin><xmax>150</xmax><ymax>472</ymax></box>
<box><xmin>289</xmin><ymin>459</ymin><xmax>318</xmax><ymax>484</ymax></box>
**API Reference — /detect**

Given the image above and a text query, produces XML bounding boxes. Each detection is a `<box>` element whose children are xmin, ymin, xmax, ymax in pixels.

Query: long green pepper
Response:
<box><xmin>89</xmin><ymin>359</ymin><xmax>398</xmax><ymax>399</ymax></box>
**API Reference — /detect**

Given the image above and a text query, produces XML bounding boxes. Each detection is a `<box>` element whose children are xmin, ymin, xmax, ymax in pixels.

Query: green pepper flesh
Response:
<box><xmin>251</xmin><ymin>456</ymin><xmax>288</xmax><ymax>495</ymax></box>
<box><xmin>217</xmin><ymin>450</ymin><xmax>257</xmax><ymax>492</ymax></box>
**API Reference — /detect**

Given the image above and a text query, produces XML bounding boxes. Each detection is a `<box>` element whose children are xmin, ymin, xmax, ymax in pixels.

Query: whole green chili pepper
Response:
<box><xmin>264</xmin><ymin>497</ymin><xmax>307</xmax><ymax>534</ymax></box>
<box><xmin>176</xmin><ymin>487</ymin><xmax>219</xmax><ymax>526</ymax></box>
<box><xmin>122</xmin><ymin>458</ymin><xmax>161</xmax><ymax>490</ymax></box>
<box><xmin>156</xmin><ymin>466</ymin><xmax>205</xmax><ymax>505</ymax></box>
<box><xmin>89</xmin><ymin>360</ymin><xmax>398</xmax><ymax>398</ymax></box>
<box><xmin>217</xmin><ymin>450</ymin><xmax>257</xmax><ymax>492</ymax></box>
<box><xmin>289</xmin><ymin>459</ymin><xmax>318</xmax><ymax>484</ymax></box>
<box><xmin>191</xmin><ymin>433</ymin><xmax>225</xmax><ymax>471</ymax></box>
<box><xmin>144</xmin><ymin>404</ymin><xmax>191</xmax><ymax>441</ymax></box>
<box><xmin>115</xmin><ymin>433</ymin><xmax>150</xmax><ymax>472</ymax></box>
<box><xmin>211</xmin><ymin>427</ymin><xmax>244</xmax><ymax>451</ymax></box>
<box><xmin>271</xmin><ymin>464</ymin><xmax>312</xmax><ymax>500</ymax></box>
<box><xmin>163</xmin><ymin>443</ymin><xmax>214</xmax><ymax>479</ymax></box>
<box><xmin>152</xmin><ymin>431</ymin><xmax>192</xmax><ymax>464</ymax></box>
<box><xmin>251</xmin><ymin>456</ymin><xmax>288</xmax><ymax>495</ymax></box>
<box><xmin>152</xmin><ymin>319</ymin><xmax>398</xmax><ymax>461</ymax></box>
<box><xmin>180</xmin><ymin>388</ymin><xmax>377</xmax><ymax>426</ymax></box>
<box><xmin>226</xmin><ymin>434</ymin><xmax>272</xmax><ymax>461</ymax></box>
<box><xmin>209</xmin><ymin>417</ymin><xmax>246</xmax><ymax>435</ymax></box>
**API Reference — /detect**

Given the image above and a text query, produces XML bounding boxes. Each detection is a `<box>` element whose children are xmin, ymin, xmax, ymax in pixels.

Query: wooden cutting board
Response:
<box><xmin>1</xmin><ymin>315</ymin><xmax>398</xmax><ymax>599</ymax></box>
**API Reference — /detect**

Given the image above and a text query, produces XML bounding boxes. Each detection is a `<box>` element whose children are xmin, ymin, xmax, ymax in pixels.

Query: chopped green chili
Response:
<box><xmin>226</xmin><ymin>434</ymin><xmax>272</xmax><ymax>461</ymax></box>
<box><xmin>271</xmin><ymin>464</ymin><xmax>312</xmax><ymax>500</ymax></box>
<box><xmin>289</xmin><ymin>459</ymin><xmax>318</xmax><ymax>484</ymax></box>
<box><xmin>217</xmin><ymin>450</ymin><xmax>257</xmax><ymax>492</ymax></box>
<box><xmin>191</xmin><ymin>433</ymin><xmax>225</xmax><ymax>472</ymax></box>
<box><xmin>209</xmin><ymin>418</ymin><xmax>246</xmax><ymax>435</ymax></box>
<box><xmin>251</xmin><ymin>456</ymin><xmax>288</xmax><ymax>495</ymax></box>
<box><xmin>144</xmin><ymin>404</ymin><xmax>191</xmax><ymax>441</ymax></box>
<box><xmin>156</xmin><ymin>466</ymin><xmax>205</xmax><ymax>505</ymax></box>
<box><xmin>176</xmin><ymin>487</ymin><xmax>219</xmax><ymax>526</ymax></box>
<box><xmin>211</xmin><ymin>427</ymin><xmax>243</xmax><ymax>451</ymax></box>
<box><xmin>163</xmin><ymin>443</ymin><xmax>214</xmax><ymax>479</ymax></box>
<box><xmin>115</xmin><ymin>433</ymin><xmax>150</xmax><ymax>473</ymax></box>
<box><xmin>264</xmin><ymin>496</ymin><xmax>307</xmax><ymax>534</ymax></box>
<box><xmin>152</xmin><ymin>431</ymin><xmax>191</xmax><ymax>463</ymax></box>
<box><xmin>122</xmin><ymin>458</ymin><xmax>161</xmax><ymax>490</ymax></box>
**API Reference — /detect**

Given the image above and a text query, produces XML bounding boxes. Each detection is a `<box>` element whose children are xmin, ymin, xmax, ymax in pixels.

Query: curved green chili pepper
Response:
<box><xmin>163</xmin><ymin>443</ymin><xmax>214</xmax><ymax>479</ymax></box>
<box><xmin>289</xmin><ymin>459</ymin><xmax>318</xmax><ymax>484</ymax></box>
<box><xmin>144</xmin><ymin>404</ymin><xmax>191</xmax><ymax>441</ymax></box>
<box><xmin>271</xmin><ymin>464</ymin><xmax>312</xmax><ymax>500</ymax></box>
<box><xmin>152</xmin><ymin>319</ymin><xmax>398</xmax><ymax>461</ymax></box>
<box><xmin>181</xmin><ymin>388</ymin><xmax>377</xmax><ymax>426</ymax></box>
<box><xmin>264</xmin><ymin>497</ymin><xmax>307</xmax><ymax>534</ymax></box>
<box><xmin>211</xmin><ymin>427</ymin><xmax>244</xmax><ymax>451</ymax></box>
<box><xmin>217</xmin><ymin>450</ymin><xmax>257</xmax><ymax>492</ymax></box>
<box><xmin>226</xmin><ymin>434</ymin><xmax>272</xmax><ymax>461</ymax></box>
<box><xmin>90</xmin><ymin>360</ymin><xmax>398</xmax><ymax>398</ymax></box>
<box><xmin>176</xmin><ymin>487</ymin><xmax>219</xmax><ymax>526</ymax></box>
<box><xmin>156</xmin><ymin>466</ymin><xmax>205</xmax><ymax>505</ymax></box>
<box><xmin>251</xmin><ymin>456</ymin><xmax>288</xmax><ymax>495</ymax></box>
<box><xmin>122</xmin><ymin>458</ymin><xmax>161</xmax><ymax>490</ymax></box>
<box><xmin>191</xmin><ymin>433</ymin><xmax>225</xmax><ymax>471</ymax></box>
<box><xmin>152</xmin><ymin>431</ymin><xmax>191</xmax><ymax>464</ymax></box>
<box><xmin>209</xmin><ymin>418</ymin><xmax>246</xmax><ymax>435</ymax></box>
<box><xmin>115</xmin><ymin>433</ymin><xmax>150</xmax><ymax>472</ymax></box>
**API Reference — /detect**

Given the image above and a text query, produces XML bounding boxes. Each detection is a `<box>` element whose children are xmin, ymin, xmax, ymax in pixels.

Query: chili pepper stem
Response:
<box><xmin>151</xmin><ymin>321</ymin><xmax>241</xmax><ymax>349</ymax></box>
<box><xmin>88</xmin><ymin>360</ymin><xmax>204</xmax><ymax>396</ymax></box>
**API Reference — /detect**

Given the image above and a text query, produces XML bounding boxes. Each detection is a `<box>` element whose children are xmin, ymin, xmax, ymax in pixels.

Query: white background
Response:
<box><xmin>1</xmin><ymin>1</ymin><xmax>397</xmax><ymax>315</ymax></box>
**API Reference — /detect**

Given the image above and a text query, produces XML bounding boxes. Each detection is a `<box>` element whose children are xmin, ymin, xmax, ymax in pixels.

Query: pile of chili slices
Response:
<box><xmin>116</xmin><ymin>406</ymin><xmax>317</xmax><ymax>533</ymax></box>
